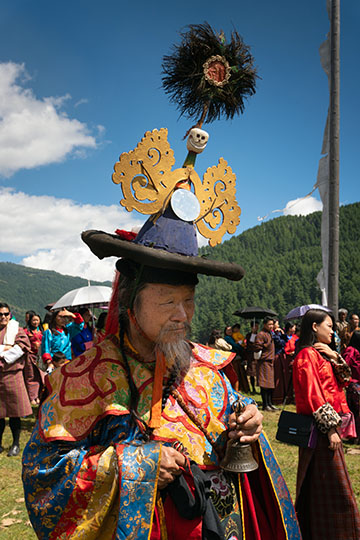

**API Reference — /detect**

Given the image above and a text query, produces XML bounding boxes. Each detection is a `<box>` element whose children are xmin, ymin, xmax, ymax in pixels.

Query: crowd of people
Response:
<box><xmin>209</xmin><ymin>309</ymin><xmax>360</xmax><ymax>442</ymax></box>
<box><xmin>209</xmin><ymin>308</ymin><xmax>360</xmax><ymax>537</ymax></box>
<box><xmin>0</xmin><ymin>303</ymin><xmax>107</xmax><ymax>456</ymax></box>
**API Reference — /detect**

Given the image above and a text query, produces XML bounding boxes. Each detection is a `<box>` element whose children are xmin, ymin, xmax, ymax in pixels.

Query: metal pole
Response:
<box><xmin>328</xmin><ymin>0</ymin><xmax>340</xmax><ymax>315</ymax></box>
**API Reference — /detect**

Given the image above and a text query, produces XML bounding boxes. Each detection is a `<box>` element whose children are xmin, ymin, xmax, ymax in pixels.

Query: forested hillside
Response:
<box><xmin>0</xmin><ymin>263</ymin><xmax>110</xmax><ymax>324</ymax></box>
<box><xmin>191</xmin><ymin>202</ymin><xmax>360</xmax><ymax>342</ymax></box>
<box><xmin>0</xmin><ymin>203</ymin><xmax>359</xmax><ymax>334</ymax></box>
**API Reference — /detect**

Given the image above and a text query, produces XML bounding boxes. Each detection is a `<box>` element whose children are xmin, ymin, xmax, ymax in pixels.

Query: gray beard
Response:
<box><xmin>154</xmin><ymin>322</ymin><xmax>192</xmax><ymax>376</ymax></box>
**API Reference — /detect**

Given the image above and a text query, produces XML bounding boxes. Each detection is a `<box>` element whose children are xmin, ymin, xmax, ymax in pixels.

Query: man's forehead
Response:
<box><xmin>142</xmin><ymin>283</ymin><xmax>196</xmax><ymax>296</ymax></box>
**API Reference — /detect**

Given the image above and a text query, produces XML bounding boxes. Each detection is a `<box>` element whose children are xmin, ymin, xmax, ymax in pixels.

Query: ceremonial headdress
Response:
<box><xmin>82</xmin><ymin>23</ymin><xmax>257</xmax><ymax>283</ymax></box>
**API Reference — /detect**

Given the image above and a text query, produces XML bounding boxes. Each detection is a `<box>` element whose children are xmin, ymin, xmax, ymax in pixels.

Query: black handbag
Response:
<box><xmin>276</xmin><ymin>410</ymin><xmax>317</xmax><ymax>448</ymax></box>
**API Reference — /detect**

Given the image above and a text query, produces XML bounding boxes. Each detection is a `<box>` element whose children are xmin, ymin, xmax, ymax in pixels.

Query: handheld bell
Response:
<box><xmin>220</xmin><ymin>399</ymin><xmax>258</xmax><ymax>473</ymax></box>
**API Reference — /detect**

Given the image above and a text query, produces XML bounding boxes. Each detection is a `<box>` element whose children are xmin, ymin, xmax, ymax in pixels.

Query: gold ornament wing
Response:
<box><xmin>112</xmin><ymin>128</ymin><xmax>178</xmax><ymax>215</ymax></box>
<box><xmin>193</xmin><ymin>158</ymin><xmax>241</xmax><ymax>247</ymax></box>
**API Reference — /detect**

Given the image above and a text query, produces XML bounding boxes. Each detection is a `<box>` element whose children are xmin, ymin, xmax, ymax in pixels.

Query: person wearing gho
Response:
<box><xmin>293</xmin><ymin>309</ymin><xmax>360</xmax><ymax>540</ymax></box>
<box><xmin>271</xmin><ymin>319</ymin><xmax>286</xmax><ymax>405</ymax></box>
<box><xmin>253</xmin><ymin>317</ymin><xmax>277</xmax><ymax>411</ymax></box>
<box><xmin>245</xmin><ymin>320</ymin><xmax>259</xmax><ymax>394</ymax></box>
<box><xmin>0</xmin><ymin>302</ymin><xmax>32</xmax><ymax>457</ymax></box>
<box><xmin>41</xmin><ymin>308</ymin><xmax>84</xmax><ymax>372</ymax></box>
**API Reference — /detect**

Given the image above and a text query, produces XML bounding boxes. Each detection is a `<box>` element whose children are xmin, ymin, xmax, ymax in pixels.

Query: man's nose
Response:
<box><xmin>171</xmin><ymin>303</ymin><xmax>188</xmax><ymax>322</ymax></box>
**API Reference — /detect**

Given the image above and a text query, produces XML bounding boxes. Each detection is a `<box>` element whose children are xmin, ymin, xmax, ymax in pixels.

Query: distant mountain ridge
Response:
<box><xmin>0</xmin><ymin>202</ymin><xmax>359</xmax><ymax>336</ymax></box>
<box><xmin>191</xmin><ymin>202</ymin><xmax>360</xmax><ymax>342</ymax></box>
<box><xmin>0</xmin><ymin>263</ymin><xmax>111</xmax><ymax>324</ymax></box>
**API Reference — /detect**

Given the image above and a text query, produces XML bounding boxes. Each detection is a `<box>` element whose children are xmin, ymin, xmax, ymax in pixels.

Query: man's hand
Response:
<box><xmin>228</xmin><ymin>403</ymin><xmax>263</xmax><ymax>444</ymax></box>
<box><xmin>158</xmin><ymin>446</ymin><xmax>186</xmax><ymax>490</ymax></box>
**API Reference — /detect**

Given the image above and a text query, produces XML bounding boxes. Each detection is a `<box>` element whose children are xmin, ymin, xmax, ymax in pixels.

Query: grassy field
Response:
<box><xmin>0</xmin><ymin>398</ymin><xmax>359</xmax><ymax>538</ymax></box>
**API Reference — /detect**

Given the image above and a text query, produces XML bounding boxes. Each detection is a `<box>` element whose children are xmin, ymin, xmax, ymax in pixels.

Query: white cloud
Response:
<box><xmin>0</xmin><ymin>62</ymin><xmax>99</xmax><ymax>177</ymax></box>
<box><xmin>283</xmin><ymin>196</ymin><xmax>323</xmax><ymax>216</ymax></box>
<box><xmin>0</xmin><ymin>188</ymin><xmax>145</xmax><ymax>282</ymax></box>
<box><xmin>196</xmin><ymin>229</ymin><xmax>208</xmax><ymax>248</ymax></box>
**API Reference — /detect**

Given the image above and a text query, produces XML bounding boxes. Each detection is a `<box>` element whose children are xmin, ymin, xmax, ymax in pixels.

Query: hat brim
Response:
<box><xmin>82</xmin><ymin>230</ymin><xmax>245</xmax><ymax>281</ymax></box>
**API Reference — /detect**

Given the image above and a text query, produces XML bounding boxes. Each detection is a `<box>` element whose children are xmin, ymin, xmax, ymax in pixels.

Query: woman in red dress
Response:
<box><xmin>24</xmin><ymin>313</ymin><xmax>44</xmax><ymax>405</ymax></box>
<box><xmin>293</xmin><ymin>309</ymin><xmax>360</xmax><ymax>539</ymax></box>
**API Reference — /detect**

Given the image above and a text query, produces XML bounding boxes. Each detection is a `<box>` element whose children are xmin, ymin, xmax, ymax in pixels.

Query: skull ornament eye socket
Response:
<box><xmin>186</xmin><ymin>128</ymin><xmax>209</xmax><ymax>154</ymax></box>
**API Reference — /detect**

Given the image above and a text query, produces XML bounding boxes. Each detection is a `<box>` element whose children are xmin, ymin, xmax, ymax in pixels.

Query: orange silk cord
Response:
<box><xmin>148</xmin><ymin>350</ymin><xmax>166</xmax><ymax>428</ymax></box>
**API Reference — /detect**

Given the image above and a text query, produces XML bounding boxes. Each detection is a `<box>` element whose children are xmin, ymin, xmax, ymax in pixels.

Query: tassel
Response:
<box><xmin>148</xmin><ymin>350</ymin><xmax>166</xmax><ymax>428</ymax></box>
<box><xmin>156</xmin><ymin>492</ymin><xmax>168</xmax><ymax>540</ymax></box>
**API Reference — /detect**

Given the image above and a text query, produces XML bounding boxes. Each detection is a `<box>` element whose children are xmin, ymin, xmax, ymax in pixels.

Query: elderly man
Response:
<box><xmin>23</xmin><ymin>126</ymin><xmax>300</xmax><ymax>539</ymax></box>
<box><xmin>23</xmin><ymin>257</ymin><xmax>300</xmax><ymax>539</ymax></box>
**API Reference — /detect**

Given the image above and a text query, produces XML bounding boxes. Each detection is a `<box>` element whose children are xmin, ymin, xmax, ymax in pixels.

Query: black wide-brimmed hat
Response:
<box><xmin>82</xmin><ymin>203</ymin><xmax>245</xmax><ymax>281</ymax></box>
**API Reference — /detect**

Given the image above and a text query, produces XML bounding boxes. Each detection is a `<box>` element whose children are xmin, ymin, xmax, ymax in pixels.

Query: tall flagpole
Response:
<box><xmin>328</xmin><ymin>0</ymin><xmax>340</xmax><ymax>315</ymax></box>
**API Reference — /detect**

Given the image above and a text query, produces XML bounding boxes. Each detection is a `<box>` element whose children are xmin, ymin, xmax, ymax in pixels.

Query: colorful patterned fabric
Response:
<box><xmin>23</xmin><ymin>337</ymin><xmax>301</xmax><ymax>540</ymax></box>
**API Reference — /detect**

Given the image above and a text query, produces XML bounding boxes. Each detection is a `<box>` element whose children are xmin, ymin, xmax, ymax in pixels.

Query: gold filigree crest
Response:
<box><xmin>112</xmin><ymin>128</ymin><xmax>241</xmax><ymax>246</ymax></box>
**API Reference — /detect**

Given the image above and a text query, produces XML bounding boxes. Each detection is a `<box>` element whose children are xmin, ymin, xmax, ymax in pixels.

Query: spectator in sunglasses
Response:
<box><xmin>0</xmin><ymin>302</ymin><xmax>32</xmax><ymax>457</ymax></box>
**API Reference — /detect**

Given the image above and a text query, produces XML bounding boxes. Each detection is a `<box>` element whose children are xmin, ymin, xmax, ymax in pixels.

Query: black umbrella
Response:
<box><xmin>233</xmin><ymin>306</ymin><xmax>278</xmax><ymax>319</ymax></box>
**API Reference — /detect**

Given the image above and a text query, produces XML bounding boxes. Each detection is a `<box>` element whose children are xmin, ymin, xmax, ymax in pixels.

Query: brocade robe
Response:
<box><xmin>22</xmin><ymin>336</ymin><xmax>301</xmax><ymax>540</ymax></box>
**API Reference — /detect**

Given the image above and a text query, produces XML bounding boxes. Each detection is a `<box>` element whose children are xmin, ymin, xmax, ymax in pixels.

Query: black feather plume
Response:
<box><xmin>162</xmin><ymin>22</ymin><xmax>258</xmax><ymax>125</ymax></box>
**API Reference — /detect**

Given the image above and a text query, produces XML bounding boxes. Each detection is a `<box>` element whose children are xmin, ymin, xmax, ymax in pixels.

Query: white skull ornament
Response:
<box><xmin>186</xmin><ymin>128</ymin><xmax>209</xmax><ymax>154</ymax></box>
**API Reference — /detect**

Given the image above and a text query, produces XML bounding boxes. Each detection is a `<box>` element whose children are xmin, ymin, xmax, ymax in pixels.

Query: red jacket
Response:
<box><xmin>293</xmin><ymin>346</ymin><xmax>349</xmax><ymax>415</ymax></box>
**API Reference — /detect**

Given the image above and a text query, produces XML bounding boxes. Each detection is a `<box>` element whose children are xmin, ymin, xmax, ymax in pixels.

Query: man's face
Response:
<box><xmin>263</xmin><ymin>320</ymin><xmax>274</xmax><ymax>332</ymax></box>
<box><xmin>0</xmin><ymin>307</ymin><xmax>11</xmax><ymax>329</ymax></box>
<box><xmin>134</xmin><ymin>283</ymin><xmax>195</xmax><ymax>344</ymax></box>
<box><xmin>350</xmin><ymin>314</ymin><xmax>360</xmax><ymax>329</ymax></box>
<box><xmin>339</xmin><ymin>311</ymin><xmax>346</xmax><ymax>321</ymax></box>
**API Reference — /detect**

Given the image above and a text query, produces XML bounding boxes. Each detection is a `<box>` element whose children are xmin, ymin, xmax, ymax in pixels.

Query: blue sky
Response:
<box><xmin>0</xmin><ymin>0</ymin><xmax>358</xmax><ymax>281</ymax></box>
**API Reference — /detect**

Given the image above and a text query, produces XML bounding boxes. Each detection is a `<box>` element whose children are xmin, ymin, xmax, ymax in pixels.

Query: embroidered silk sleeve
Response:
<box><xmin>41</xmin><ymin>329</ymin><xmax>53</xmax><ymax>360</ymax></box>
<box><xmin>23</xmin><ymin>415</ymin><xmax>161</xmax><ymax>540</ymax></box>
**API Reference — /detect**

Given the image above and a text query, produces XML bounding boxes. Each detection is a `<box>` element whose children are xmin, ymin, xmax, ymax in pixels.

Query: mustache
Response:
<box><xmin>158</xmin><ymin>322</ymin><xmax>191</xmax><ymax>336</ymax></box>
